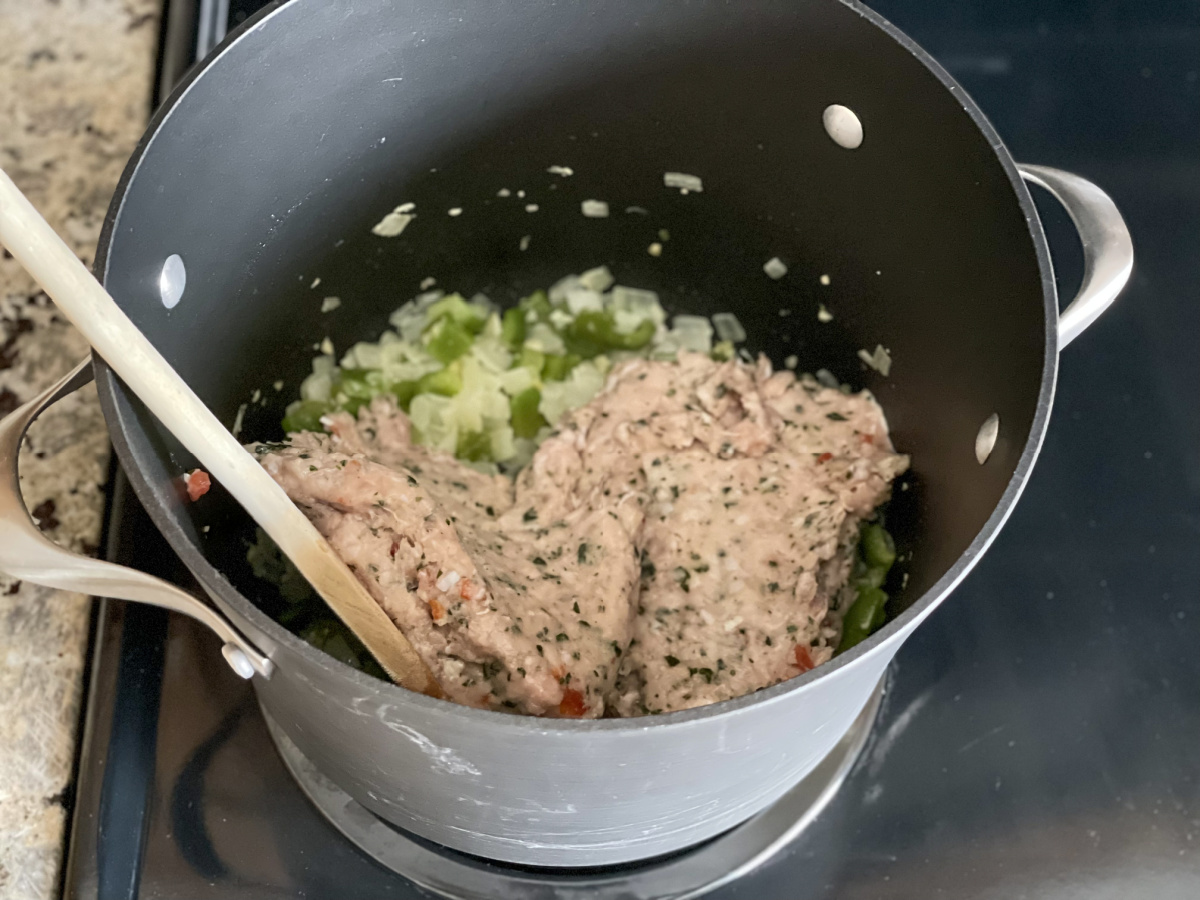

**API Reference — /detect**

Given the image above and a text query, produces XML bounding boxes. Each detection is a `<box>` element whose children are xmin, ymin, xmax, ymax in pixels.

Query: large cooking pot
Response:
<box><xmin>0</xmin><ymin>0</ymin><xmax>1131</xmax><ymax>867</ymax></box>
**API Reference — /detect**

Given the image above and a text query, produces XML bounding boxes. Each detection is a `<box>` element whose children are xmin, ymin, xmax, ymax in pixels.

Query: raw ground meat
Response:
<box><xmin>255</xmin><ymin>352</ymin><xmax>907</xmax><ymax>716</ymax></box>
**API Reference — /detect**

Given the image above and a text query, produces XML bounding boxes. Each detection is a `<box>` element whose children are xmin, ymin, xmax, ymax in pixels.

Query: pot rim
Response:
<box><xmin>92</xmin><ymin>0</ymin><xmax>1058</xmax><ymax>734</ymax></box>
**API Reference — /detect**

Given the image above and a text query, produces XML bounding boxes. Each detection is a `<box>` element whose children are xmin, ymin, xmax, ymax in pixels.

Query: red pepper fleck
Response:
<box><xmin>794</xmin><ymin>645</ymin><xmax>815</xmax><ymax>672</ymax></box>
<box><xmin>817</xmin><ymin>452</ymin><xmax>833</xmax><ymax>464</ymax></box>
<box><xmin>860</xmin><ymin>433</ymin><xmax>875</xmax><ymax>445</ymax></box>
<box><xmin>389</xmin><ymin>539</ymin><xmax>400</xmax><ymax>559</ymax></box>
<box><xmin>558</xmin><ymin>688</ymin><xmax>586</xmax><ymax>717</ymax></box>
<box><xmin>428</xmin><ymin>598</ymin><xmax>445</xmax><ymax>621</ymax></box>
<box><xmin>186</xmin><ymin>469</ymin><xmax>211</xmax><ymax>501</ymax></box>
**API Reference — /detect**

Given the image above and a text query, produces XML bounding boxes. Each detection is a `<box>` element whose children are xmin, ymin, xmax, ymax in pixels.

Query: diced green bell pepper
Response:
<box><xmin>838</xmin><ymin>587</ymin><xmax>888</xmax><ymax>653</ymax></box>
<box><xmin>509</xmin><ymin>387</ymin><xmax>546</xmax><ymax>439</ymax></box>
<box><xmin>425</xmin><ymin>318</ymin><xmax>474</xmax><ymax>364</ymax></box>
<box><xmin>564</xmin><ymin>310</ymin><xmax>655</xmax><ymax>358</ymax></box>
<box><xmin>390</xmin><ymin>380</ymin><xmax>420</xmax><ymax>410</ymax></box>
<box><xmin>417</xmin><ymin>363</ymin><xmax>462</xmax><ymax>396</ymax></box>
<box><xmin>425</xmin><ymin>294</ymin><xmax>487</xmax><ymax>334</ymax></box>
<box><xmin>281</xmin><ymin>399</ymin><xmax>330</xmax><ymax>433</ymax></box>
<box><xmin>850</xmin><ymin>554</ymin><xmax>888</xmax><ymax>590</ymax></box>
<box><xmin>711</xmin><ymin>340</ymin><xmax>735</xmax><ymax>361</ymax></box>
<box><xmin>518</xmin><ymin>289</ymin><xmax>552</xmax><ymax>322</ymax></box>
<box><xmin>541</xmin><ymin>352</ymin><xmax>581</xmax><ymax>382</ymax></box>
<box><xmin>456</xmin><ymin>429</ymin><xmax>493</xmax><ymax>462</ymax></box>
<box><xmin>861</xmin><ymin>523</ymin><xmax>896</xmax><ymax>569</ymax></box>
<box><xmin>501</xmin><ymin>308</ymin><xmax>526</xmax><ymax>349</ymax></box>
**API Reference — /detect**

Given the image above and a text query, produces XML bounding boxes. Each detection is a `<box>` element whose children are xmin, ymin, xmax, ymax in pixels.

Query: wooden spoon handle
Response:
<box><xmin>0</xmin><ymin>166</ymin><xmax>442</xmax><ymax>697</ymax></box>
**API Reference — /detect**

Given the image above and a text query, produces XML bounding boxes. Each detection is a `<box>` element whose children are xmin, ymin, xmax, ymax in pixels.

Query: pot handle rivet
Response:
<box><xmin>823</xmin><ymin>104</ymin><xmax>863</xmax><ymax>149</ymax></box>
<box><xmin>1017</xmin><ymin>165</ymin><xmax>1134</xmax><ymax>348</ymax></box>
<box><xmin>222</xmin><ymin>643</ymin><xmax>257</xmax><ymax>679</ymax></box>
<box><xmin>159</xmin><ymin>253</ymin><xmax>186</xmax><ymax>309</ymax></box>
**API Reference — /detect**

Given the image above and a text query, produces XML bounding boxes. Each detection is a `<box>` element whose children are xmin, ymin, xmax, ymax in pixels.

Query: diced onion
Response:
<box><xmin>763</xmin><ymin>257</ymin><xmax>788</xmax><ymax>280</ymax></box>
<box><xmin>371</xmin><ymin>202</ymin><xmax>416</xmax><ymax>237</ymax></box>
<box><xmin>498</xmin><ymin>366</ymin><xmax>535</xmax><ymax>395</ymax></box>
<box><xmin>343</xmin><ymin>341</ymin><xmax>383</xmax><ymax>370</ymax></box>
<box><xmin>525</xmin><ymin>322</ymin><xmax>565</xmax><ymax>355</ymax></box>
<box><xmin>610</xmin><ymin>286</ymin><xmax>666</xmax><ymax>330</ymax></box>
<box><xmin>490</xmin><ymin>425</ymin><xmax>516</xmax><ymax>461</ymax></box>
<box><xmin>857</xmin><ymin>344</ymin><xmax>892</xmax><ymax>377</ymax></box>
<box><xmin>566</xmin><ymin>288</ymin><xmax>604</xmax><ymax>315</ymax></box>
<box><xmin>663</xmin><ymin>172</ymin><xmax>703</xmax><ymax>193</ymax></box>
<box><xmin>300</xmin><ymin>371</ymin><xmax>332</xmax><ymax>402</ymax></box>
<box><xmin>815</xmin><ymin>369</ymin><xmax>840</xmax><ymax>389</ymax></box>
<box><xmin>671</xmin><ymin>315</ymin><xmax>714</xmax><ymax>353</ymax></box>
<box><xmin>539</xmin><ymin>361</ymin><xmax>605</xmax><ymax>425</ymax></box>
<box><xmin>712</xmin><ymin>312</ymin><xmax>746</xmax><ymax>343</ymax></box>
<box><xmin>577</xmin><ymin>265</ymin><xmax>614</xmax><ymax>293</ymax></box>
<box><xmin>548</xmin><ymin>274</ymin><xmax>581</xmax><ymax>302</ymax></box>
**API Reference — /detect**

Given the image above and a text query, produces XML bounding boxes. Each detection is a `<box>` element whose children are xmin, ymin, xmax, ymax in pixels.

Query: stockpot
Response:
<box><xmin>0</xmin><ymin>0</ymin><xmax>1132</xmax><ymax>867</ymax></box>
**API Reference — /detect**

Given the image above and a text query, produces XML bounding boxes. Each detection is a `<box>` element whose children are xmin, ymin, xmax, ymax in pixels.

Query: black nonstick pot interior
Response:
<box><xmin>95</xmin><ymin>0</ymin><xmax>1051</xmax><ymax>643</ymax></box>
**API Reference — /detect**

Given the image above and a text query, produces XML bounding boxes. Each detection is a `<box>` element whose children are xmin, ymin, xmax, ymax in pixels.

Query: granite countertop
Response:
<box><xmin>0</xmin><ymin>2</ymin><xmax>158</xmax><ymax>898</ymax></box>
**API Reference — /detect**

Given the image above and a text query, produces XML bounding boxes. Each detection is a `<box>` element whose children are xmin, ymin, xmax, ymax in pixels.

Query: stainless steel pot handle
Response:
<box><xmin>0</xmin><ymin>357</ymin><xmax>273</xmax><ymax>679</ymax></box>
<box><xmin>1017</xmin><ymin>164</ymin><xmax>1134</xmax><ymax>348</ymax></box>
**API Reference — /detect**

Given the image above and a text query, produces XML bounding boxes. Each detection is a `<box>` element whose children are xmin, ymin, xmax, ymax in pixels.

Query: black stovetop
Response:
<box><xmin>63</xmin><ymin>2</ymin><xmax>1200</xmax><ymax>898</ymax></box>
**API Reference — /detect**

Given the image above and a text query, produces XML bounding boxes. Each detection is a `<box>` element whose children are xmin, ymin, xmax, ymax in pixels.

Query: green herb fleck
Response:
<box><xmin>674</xmin><ymin>567</ymin><xmax>691</xmax><ymax>593</ymax></box>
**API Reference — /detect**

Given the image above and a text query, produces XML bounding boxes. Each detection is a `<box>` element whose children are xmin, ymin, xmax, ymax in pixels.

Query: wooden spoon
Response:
<box><xmin>0</xmin><ymin>166</ymin><xmax>442</xmax><ymax>697</ymax></box>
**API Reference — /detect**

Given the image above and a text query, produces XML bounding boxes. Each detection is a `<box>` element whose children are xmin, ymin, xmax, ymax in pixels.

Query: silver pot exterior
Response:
<box><xmin>210</xmin><ymin>579</ymin><xmax>908</xmax><ymax>864</ymax></box>
<box><xmin>78</xmin><ymin>0</ymin><xmax>1129</xmax><ymax>868</ymax></box>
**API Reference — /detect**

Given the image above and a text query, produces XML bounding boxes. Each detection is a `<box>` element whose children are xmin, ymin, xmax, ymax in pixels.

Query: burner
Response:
<box><xmin>265</xmin><ymin>677</ymin><xmax>884</xmax><ymax>900</ymax></box>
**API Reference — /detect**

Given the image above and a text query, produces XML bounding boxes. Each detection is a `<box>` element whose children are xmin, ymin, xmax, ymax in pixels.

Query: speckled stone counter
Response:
<box><xmin>0</xmin><ymin>3</ymin><xmax>157</xmax><ymax>898</ymax></box>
